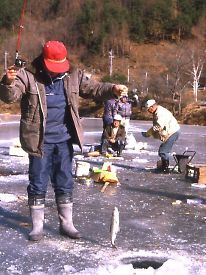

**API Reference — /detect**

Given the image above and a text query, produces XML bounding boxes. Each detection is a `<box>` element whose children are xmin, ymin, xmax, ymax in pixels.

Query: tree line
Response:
<box><xmin>0</xmin><ymin>0</ymin><xmax>206</xmax><ymax>115</ymax></box>
<box><xmin>0</xmin><ymin>0</ymin><xmax>206</xmax><ymax>54</ymax></box>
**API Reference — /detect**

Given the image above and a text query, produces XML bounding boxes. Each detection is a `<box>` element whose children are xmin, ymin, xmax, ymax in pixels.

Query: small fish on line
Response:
<box><xmin>110</xmin><ymin>206</ymin><xmax>120</xmax><ymax>248</ymax></box>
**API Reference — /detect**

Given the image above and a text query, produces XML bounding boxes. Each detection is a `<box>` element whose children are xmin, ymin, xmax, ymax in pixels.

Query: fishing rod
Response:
<box><xmin>15</xmin><ymin>0</ymin><xmax>27</xmax><ymax>68</ymax></box>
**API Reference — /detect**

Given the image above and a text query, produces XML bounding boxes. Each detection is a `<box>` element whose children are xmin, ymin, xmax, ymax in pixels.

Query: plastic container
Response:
<box><xmin>75</xmin><ymin>161</ymin><xmax>90</xmax><ymax>177</ymax></box>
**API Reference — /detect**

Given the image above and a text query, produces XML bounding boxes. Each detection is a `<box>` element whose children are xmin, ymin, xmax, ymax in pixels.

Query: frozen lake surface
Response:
<box><xmin>0</xmin><ymin>115</ymin><xmax>206</xmax><ymax>274</ymax></box>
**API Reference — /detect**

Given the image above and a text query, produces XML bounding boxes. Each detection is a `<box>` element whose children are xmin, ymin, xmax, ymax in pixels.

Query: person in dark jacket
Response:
<box><xmin>102</xmin><ymin>98</ymin><xmax>118</xmax><ymax>128</ymax></box>
<box><xmin>101</xmin><ymin>114</ymin><xmax>126</xmax><ymax>156</ymax></box>
<box><xmin>0</xmin><ymin>40</ymin><xmax>128</xmax><ymax>241</ymax></box>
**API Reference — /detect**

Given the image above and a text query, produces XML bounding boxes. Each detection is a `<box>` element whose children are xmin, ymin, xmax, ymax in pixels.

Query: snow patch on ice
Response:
<box><xmin>132</xmin><ymin>158</ymin><xmax>149</xmax><ymax>163</ymax></box>
<box><xmin>7</xmin><ymin>265</ymin><xmax>22</xmax><ymax>274</ymax></box>
<box><xmin>0</xmin><ymin>174</ymin><xmax>28</xmax><ymax>183</ymax></box>
<box><xmin>72</xmin><ymin>249</ymin><xmax>193</xmax><ymax>275</ymax></box>
<box><xmin>74</xmin><ymin>250</ymin><xmax>195</xmax><ymax>275</ymax></box>
<box><xmin>0</xmin><ymin>193</ymin><xmax>18</xmax><ymax>202</ymax></box>
<box><xmin>71</xmin><ymin>259</ymin><xmax>189</xmax><ymax>275</ymax></box>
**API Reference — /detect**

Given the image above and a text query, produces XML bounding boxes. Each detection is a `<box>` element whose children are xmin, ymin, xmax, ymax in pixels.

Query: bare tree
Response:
<box><xmin>158</xmin><ymin>46</ymin><xmax>190</xmax><ymax>114</ymax></box>
<box><xmin>188</xmin><ymin>50</ymin><xmax>204</xmax><ymax>102</ymax></box>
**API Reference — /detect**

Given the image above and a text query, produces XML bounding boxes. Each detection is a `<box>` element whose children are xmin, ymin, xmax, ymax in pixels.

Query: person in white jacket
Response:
<box><xmin>142</xmin><ymin>99</ymin><xmax>180</xmax><ymax>173</ymax></box>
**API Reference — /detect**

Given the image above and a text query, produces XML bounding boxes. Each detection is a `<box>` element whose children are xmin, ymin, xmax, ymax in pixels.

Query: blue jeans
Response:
<box><xmin>101</xmin><ymin>138</ymin><xmax>125</xmax><ymax>154</ymax></box>
<box><xmin>158</xmin><ymin>131</ymin><xmax>180</xmax><ymax>161</ymax></box>
<box><xmin>27</xmin><ymin>140</ymin><xmax>74</xmax><ymax>198</ymax></box>
<box><xmin>103</xmin><ymin>116</ymin><xmax>113</xmax><ymax>128</ymax></box>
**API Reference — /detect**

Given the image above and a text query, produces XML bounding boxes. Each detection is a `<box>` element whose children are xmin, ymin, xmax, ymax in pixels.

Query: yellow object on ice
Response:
<box><xmin>99</xmin><ymin>171</ymin><xmax>119</xmax><ymax>184</ymax></box>
<box><xmin>91</xmin><ymin>162</ymin><xmax>119</xmax><ymax>186</ymax></box>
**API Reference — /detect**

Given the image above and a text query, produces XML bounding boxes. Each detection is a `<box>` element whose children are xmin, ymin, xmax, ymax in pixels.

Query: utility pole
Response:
<box><xmin>109</xmin><ymin>49</ymin><xmax>114</xmax><ymax>77</ymax></box>
<box><xmin>145</xmin><ymin>71</ymin><xmax>148</xmax><ymax>94</ymax></box>
<box><xmin>127</xmin><ymin>65</ymin><xmax>130</xmax><ymax>83</ymax></box>
<box><xmin>4</xmin><ymin>51</ymin><xmax>8</xmax><ymax>71</ymax></box>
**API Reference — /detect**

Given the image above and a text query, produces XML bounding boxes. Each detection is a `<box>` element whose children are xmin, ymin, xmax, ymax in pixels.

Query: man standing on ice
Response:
<box><xmin>0</xmin><ymin>40</ymin><xmax>128</xmax><ymax>241</ymax></box>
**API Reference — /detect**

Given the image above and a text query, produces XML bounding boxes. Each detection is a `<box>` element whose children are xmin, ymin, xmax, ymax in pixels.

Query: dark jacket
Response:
<box><xmin>103</xmin><ymin>98</ymin><xmax>118</xmax><ymax>118</ymax></box>
<box><xmin>0</xmin><ymin>57</ymin><xmax>115</xmax><ymax>157</ymax></box>
<box><xmin>102</xmin><ymin>124</ymin><xmax>126</xmax><ymax>142</ymax></box>
<box><xmin>116</xmin><ymin>100</ymin><xmax>132</xmax><ymax>118</ymax></box>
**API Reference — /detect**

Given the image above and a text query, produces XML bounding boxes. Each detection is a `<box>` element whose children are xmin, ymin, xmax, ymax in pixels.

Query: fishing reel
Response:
<box><xmin>15</xmin><ymin>57</ymin><xmax>26</xmax><ymax>68</ymax></box>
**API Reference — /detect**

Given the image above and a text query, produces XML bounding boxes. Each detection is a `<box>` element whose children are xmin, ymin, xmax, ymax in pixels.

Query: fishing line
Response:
<box><xmin>16</xmin><ymin>0</ymin><xmax>27</xmax><ymax>60</ymax></box>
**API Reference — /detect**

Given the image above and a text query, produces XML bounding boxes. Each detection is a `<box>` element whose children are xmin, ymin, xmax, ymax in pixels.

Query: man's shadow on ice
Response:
<box><xmin>0</xmin><ymin>206</ymin><xmax>30</xmax><ymax>237</ymax></box>
<box><xmin>0</xmin><ymin>206</ymin><xmax>56</xmax><ymax>238</ymax></box>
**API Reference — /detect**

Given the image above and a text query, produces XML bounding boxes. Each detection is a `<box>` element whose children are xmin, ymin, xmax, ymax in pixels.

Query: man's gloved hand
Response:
<box><xmin>113</xmin><ymin>84</ymin><xmax>128</xmax><ymax>97</ymax></box>
<box><xmin>141</xmin><ymin>132</ymin><xmax>149</xmax><ymax>138</ymax></box>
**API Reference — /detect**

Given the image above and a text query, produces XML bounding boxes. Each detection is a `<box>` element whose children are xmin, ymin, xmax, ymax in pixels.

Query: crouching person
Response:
<box><xmin>0</xmin><ymin>40</ymin><xmax>128</xmax><ymax>241</ymax></box>
<box><xmin>142</xmin><ymin>99</ymin><xmax>180</xmax><ymax>173</ymax></box>
<box><xmin>101</xmin><ymin>114</ymin><xmax>126</xmax><ymax>157</ymax></box>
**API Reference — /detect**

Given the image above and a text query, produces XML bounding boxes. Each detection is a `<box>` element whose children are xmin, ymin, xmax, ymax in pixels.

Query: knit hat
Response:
<box><xmin>43</xmin><ymin>41</ymin><xmax>69</xmax><ymax>73</ymax></box>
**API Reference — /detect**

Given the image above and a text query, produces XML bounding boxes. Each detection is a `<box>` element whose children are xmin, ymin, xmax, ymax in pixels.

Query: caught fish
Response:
<box><xmin>110</xmin><ymin>206</ymin><xmax>120</xmax><ymax>248</ymax></box>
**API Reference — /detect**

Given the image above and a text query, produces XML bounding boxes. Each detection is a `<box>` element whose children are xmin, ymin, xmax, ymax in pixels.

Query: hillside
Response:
<box><xmin>0</xmin><ymin>0</ymin><xmax>206</xmax><ymax>125</ymax></box>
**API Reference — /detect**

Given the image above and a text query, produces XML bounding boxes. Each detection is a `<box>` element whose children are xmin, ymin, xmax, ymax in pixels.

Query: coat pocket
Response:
<box><xmin>21</xmin><ymin>89</ymin><xmax>41</xmax><ymax>123</ymax></box>
<box><xmin>20</xmin><ymin>119</ymin><xmax>40</xmax><ymax>153</ymax></box>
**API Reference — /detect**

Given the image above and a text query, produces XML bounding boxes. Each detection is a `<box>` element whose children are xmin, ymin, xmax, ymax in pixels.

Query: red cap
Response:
<box><xmin>43</xmin><ymin>41</ymin><xmax>69</xmax><ymax>73</ymax></box>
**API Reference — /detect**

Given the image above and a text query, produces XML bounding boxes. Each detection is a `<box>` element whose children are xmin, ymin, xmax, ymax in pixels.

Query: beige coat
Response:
<box><xmin>147</xmin><ymin>105</ymin><xmax>180</xmax><ymax>142</ymax></box>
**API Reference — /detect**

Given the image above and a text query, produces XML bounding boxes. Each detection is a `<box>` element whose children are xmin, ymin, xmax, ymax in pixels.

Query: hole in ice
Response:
<box><xmin>122</xmin><ymin>257</ymin><xmax>167</xmax><ymax>269</ymax></box>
